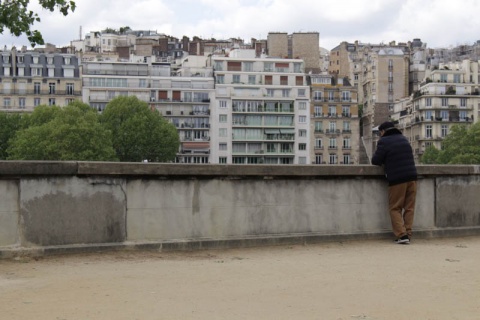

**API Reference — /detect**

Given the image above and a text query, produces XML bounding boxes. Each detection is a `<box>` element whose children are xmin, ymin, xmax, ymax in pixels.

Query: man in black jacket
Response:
<box><xmin>372</xmin><ymin>121</ymin><xmax>417</xmax><ymax>244</ymax></box>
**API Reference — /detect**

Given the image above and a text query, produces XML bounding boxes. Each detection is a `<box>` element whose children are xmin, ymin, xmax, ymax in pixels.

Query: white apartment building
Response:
<box><xmin>210</xmin><ymin>51</ymin><xmax>310</xmax><ymax>164</ymax></box>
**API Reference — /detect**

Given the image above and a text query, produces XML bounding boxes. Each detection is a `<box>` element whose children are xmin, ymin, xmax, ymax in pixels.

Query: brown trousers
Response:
<box><xmin>388</xmin><ymin>181</ymin><xmax>417</xmax><ymax>238</ymax></box>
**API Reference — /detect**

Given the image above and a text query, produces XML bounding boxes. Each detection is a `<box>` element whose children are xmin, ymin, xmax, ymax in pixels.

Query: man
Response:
<box><xmin>372</xmin><ymin>121</ymin><xmax>417</xmax><ymax>244</ymax></box>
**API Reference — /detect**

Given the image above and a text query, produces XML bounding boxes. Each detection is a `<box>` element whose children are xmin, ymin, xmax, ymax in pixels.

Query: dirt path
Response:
<box><xmin>1</xmin><ymin>237</ymin><xmax>480</xmax><ymax>320</ymax></box>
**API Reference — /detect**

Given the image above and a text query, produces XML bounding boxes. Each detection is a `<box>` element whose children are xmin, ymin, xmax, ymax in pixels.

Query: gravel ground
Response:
<box><xmin>1</xmin><ymin>236</ymin><xmax>480</xmax><ymax>320</ymax></box>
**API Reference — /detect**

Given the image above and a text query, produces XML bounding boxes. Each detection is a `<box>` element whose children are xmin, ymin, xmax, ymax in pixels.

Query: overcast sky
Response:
<box><xmin>2</xmin><ymin>0</ymin><xmax>480</xmax><ymax>51</ymax></box>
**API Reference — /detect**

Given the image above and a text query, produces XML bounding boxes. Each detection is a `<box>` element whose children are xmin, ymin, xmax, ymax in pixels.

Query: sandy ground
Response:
<box><xmin>1</xmin><ymin>237</ymin><xmax>480</xmax><ymax>320</ymax></box>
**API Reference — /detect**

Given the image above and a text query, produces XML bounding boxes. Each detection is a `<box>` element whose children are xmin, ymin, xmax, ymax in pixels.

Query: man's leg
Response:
<box><xmin>403</xmin><ymin>181</ymin><xmax>417</xmax><ymax>237</ymax></box>
<box><xmin>388</xmin><ymin>183</ymin><xmax>407</xmax><ymax>238</ymax></box>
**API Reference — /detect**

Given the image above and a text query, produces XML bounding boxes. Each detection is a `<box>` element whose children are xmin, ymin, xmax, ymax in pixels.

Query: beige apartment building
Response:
<box><xmin>0</xmin><ymin>47</ymin><xmax>81</xmax><ymax>112</ymax></box>
<box><xmin>267</xmin><ymin>32</ymin><xmax>321</xmax><ymax>73</ymax></box>
<box><xmin>361</xmin><ymin>47</ymin><xmax>409</xmax><ymax>158</ymax></box>
<box><xmin>309</xmin><ymin>74</ymin><xmax>360</xmax><ymax>164</ymax></box>
<box><xmin>393</xmin><ymin>60</ymin><xmax>480</xmax><ymax>162</ymax></box>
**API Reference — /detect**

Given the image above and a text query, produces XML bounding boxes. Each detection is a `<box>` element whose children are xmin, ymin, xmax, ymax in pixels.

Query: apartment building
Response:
<box><xmin>267</xmin><ymin>32</ymin><xmax>321</xmax><ymax>73</ymax></box>
<box><xmin>393</xmin><ymin>60</ymin><xmax>480</xmax><ymax>162</ymax></box>
<box><xmin>0</xmin><ymin>47</ymin><xmax>81</xmax><ymax>112</ymax></box>
<box><xmin>81</xmin><ymin>59</ymin><xmax>214</xmax><ymax>164</ymax></box>
<box><xmin>309</xmin><ymin>74</ymin><xmax>360</xmax><ymax>164</ymax></box>
<box><xmin>210</xmin><ymin>50</ymin><xmax>310</xmax><ymax>164</ymax></box>
<box><xmin>361</xmin><ymin>46</ymin><xmax>410</xmax><ymax>158</ymax></box>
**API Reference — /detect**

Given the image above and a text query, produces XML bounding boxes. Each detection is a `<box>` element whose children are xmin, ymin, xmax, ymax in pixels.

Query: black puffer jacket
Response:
<box><xmin>371</xmin><ymin>128</ymin><xmax>417</xmax><ymax>186</ymax></box>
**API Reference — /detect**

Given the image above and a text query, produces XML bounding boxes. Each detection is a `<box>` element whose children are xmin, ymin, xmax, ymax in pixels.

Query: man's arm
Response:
<box><xmin>371</xmin><ymin>139</ymin><xmax>386</xmax><ymax>166</ymax></box>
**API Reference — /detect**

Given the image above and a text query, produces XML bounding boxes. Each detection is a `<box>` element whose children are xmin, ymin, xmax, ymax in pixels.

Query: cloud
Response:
<box><xmin>1</xmin><ymin>0</ymin><xmax>479</xmax><ymax>50</ymax></box>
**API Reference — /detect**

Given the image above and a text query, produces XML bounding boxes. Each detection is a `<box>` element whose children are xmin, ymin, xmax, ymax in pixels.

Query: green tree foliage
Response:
<box><xmin>420</xmin><ymin>122</ymin><xmax>480</xmax><ymax>164</ymax></box>
<box><xmin>0</xmin><ymin>0</ymin><xmax>76</xmax><ymax>47</ymax></box>
<box><xmin>0</xmin><ymin>112</ymin><xmax>22</xmax><ymax>159</ymax></box>
<box><xmin>7</xmin><ymin>102</ymin><xmax>117</xmax><ymax>161</ymax></box>
<box><xmin>100</xmin><ymin>96</ymin><xmax>180</xmax><ymax>162</ymax></box>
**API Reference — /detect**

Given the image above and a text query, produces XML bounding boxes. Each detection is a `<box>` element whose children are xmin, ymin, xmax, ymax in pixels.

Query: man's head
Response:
<box><xmin>378</xmin><ymin>121</ymin><xmax>395</xmax><ymax>136</ymax></box>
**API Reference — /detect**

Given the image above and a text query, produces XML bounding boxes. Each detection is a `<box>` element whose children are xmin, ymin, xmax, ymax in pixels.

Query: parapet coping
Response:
<box><xmin>0</xmin><ymin>161</ymin><xmax>479</xmax><ymax>177</ymax></box>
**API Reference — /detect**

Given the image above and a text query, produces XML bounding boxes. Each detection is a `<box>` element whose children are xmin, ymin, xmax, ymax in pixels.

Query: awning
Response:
<box><xmin>280</xmin><ymin>129</ymin><xmax>295</xmax><ymax>134</ymax></box>
<box><xmin>264</xmin><ymin>129</ymin><xmax>280</xmax><ymax>134</ymax></box>
<box><xmin>182</xmin><ymin>142</ymin><xmax>210</xmax><ymax>150</ymax></box>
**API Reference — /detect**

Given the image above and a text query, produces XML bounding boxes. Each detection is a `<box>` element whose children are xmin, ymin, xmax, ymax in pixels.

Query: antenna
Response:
<box><xmin>79</xmin><ymin>25</ymin><xmax>82</xmax><ymax>40</ymax></box>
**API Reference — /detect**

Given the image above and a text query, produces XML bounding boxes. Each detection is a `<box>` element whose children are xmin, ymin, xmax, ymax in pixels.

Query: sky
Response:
<box><xmin>2</xmin><ymin>0</ymin><xmax>480</xmax><ymax>51</ymax></box>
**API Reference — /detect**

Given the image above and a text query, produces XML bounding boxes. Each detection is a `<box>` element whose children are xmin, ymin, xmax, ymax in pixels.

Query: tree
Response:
<box><xmin>100</xmin><ymin>96</ymin><xmax>180</xmax><ymax>162</ymax></box>
<box><xmin>420</xmin><ymin>122</ymin><xmax>480</xmax><ymax>164</ymax></box>
<box><xmin>0</xmin><ymin>112</ymin><xmax>22</xmax><ymax>159</ymax></box>
<box><xmin>7</xmin><ymin>102</ymin><xmax>117</xmax><ymax>161</ymax></box>
<box><xmin>0</xmin><ymin>0</ymin><xmax>76</xmax><ymax>47</ymax></box>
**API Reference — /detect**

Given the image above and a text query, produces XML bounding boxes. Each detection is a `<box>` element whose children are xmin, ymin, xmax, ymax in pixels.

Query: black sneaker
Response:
<box><xmin>394</xmin><ymin>235</ymin><xmax>410</xmax><ymax>244</ymax></box>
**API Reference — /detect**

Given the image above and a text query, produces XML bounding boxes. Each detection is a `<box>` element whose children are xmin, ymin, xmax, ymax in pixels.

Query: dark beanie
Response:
<box><xmin>378</xmin><ymin>121</ymin><xmax>395</xmax><ymax>131</ymax></box>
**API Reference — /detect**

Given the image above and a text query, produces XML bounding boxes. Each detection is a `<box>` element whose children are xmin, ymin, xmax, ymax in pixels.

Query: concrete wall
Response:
<box><xmin>1</xmin><ymin>161</ymin><xmax>479</xmax><ymax>257</ymax></box>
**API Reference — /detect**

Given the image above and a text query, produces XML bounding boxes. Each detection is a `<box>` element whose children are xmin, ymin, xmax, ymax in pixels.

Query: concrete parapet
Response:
<box><xmin>0</xmin><ymin>161</ymin><xmax>479</xmax><ymax>257</ymax></box>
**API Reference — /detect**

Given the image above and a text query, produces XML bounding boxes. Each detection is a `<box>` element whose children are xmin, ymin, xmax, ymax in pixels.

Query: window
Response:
<box><xmin>282</xmin><ymin>89</ymin><xmax>290</xmax><ymax>97</ymax></box>
<box><xmin>460</xmin><ymin>98</ymin><xmax>467</xmax><ymax>107</ymax></box>
<box><xmin>299</xmin><ymin>129</ymin><xmax>307</xmax><ymax>137</ymax></box>
<box><xmin>216</xmin><ymin>75</ymin><xmax>225</xmax><ymax>84</ymax></box>
<box><xmin>459</xmin><ymin>111</ymin><xmax>467</xmax><ymax>120</ymax></box>
<box><xmin>3</xmin><ymin>98</ymin><xmax>11</xmax><ymax>108</ymax></box>
<box><xmin>219</xmin><ymin>157</ymin><xmax>227</xmax><ymax>164</ymax></box>
<box><xmin>440</xmin><ymin>110</ymin><xmax>448</xmax><ymax>120</ymax></box>
<box><xmin>313</xmin><ymin>91</ymin><xmax>322</xmax><ymax>101</ymax></box>
<box><xmin>34</xmin><ymin>98</ymin><xmax>41</xmax><ymax>107</ymax></box>
<box><xmin>48</xmin><ymin>98</ymin><xmax>56</xmax><ymax>106</ymax></box>
<box><xmin>49</xmin><ymin>83</ymin><xmax>56</xmax><ymax>94</ymax></box>
<box><xmin>65</xmin><ymin>98</ymin><xmax>74</xmax><ymax>105</ymax></box>
<box><xmin>19</xmin><ymin>98</ymin><xmax>26</xmax><ymax>109</ymax></box>
<box><xmin>219</xmin><ymin>114</ymin><xmax>227</xmax><ymax>123</ymax></box>
<box><xmin>243</xmin><ymin>62</ymin><xmax>253</xmax><ymax>72</ymax></box>
<box><xmin>293</xmin><ymin>63</ymin><xmax>302</xmax><ymax>73</ymax></box>
<box><xmin>314</xmin><ymin>106</ymin><xmax>322</xmax><ymax>117</ymax></box>
<box><xmin>343</xmin><ymin>121</ymin><xmax>351</xmax><ymax>132</ymax></box>
<box><xmin>441</xmin><ymin>124</ymin><xmax>448</xmax><ymax>137</ymax></box>
<box><xmin>315</xmin><ymin>121</ymin><xmax>323</xmax><ymax>132</ymax></box>
<box><xmin>32</xmin><ymin>67</ymin><xmax>42</xmax><ymax>76</ymax></box>
<box><xmin>298</xmin><ymin>157</ymin><xmax>307</xmax><ymax>164</ymax></box>
<box><xmin>266</xmin><ymin>89</ymin><xmax>274</xmax><ymax>97</ymax></box>
<box><xmin>139</xmin><ymin>79</ymin><xmax>147</xmax><ymax>87</ymax></box>
<box><xmin>299</xmin><ymin>143</ymin><xmax>306</xmax><ymax>150</ymax></box>
<box><xmin>425</xmin><ymin>110</ymin><xmax>433</xmax><ymax>120</ymax></box>
<box><xmin>299</xmin><ymin>102</ymin><xmax>307</xmax><ymax>110</ymax></box>
<box><xmin>440</xmin><ymin>74</ymin><xmax>447</xmax><ymax>82</ymax></box>
<box><xmin>232</xmin><ymin>75</ymin><xmax>240</xmax><ymax>83</ymax></box>
<box><xmin>66</xmin><ymin>83</ymin><xmax>74</xmax><ymax>95</ymax></box>
<box><xmin>298</xmin><ymin>89</ymin><xmax>306</xmax><ymax>97</ymax></box>
<box><xmin>454</xmin><ymin>74</ymin><xmax>460</xmax><ymax>83</ymax></box>
<box><xmin>329</xmin><ymin>121</ymin><xmax>336</xmax><ymax>131</ymax></box>
<box><xmin>343</xmin><ymin>138</ymin><xmax>351</xmax><ymax>149</ymax></box>
<box><xmin>214</xmin><ymin>61</ymin><xmax>223</xmax><ymax>71</ymax></box>
<box><xmin>328</xmin><ymin>106</ymin><xmax>336</xmax><ymax>116</ymax></box>
<box><xmin>64</xmin><ymin>56</ymin><xmax>71</xmax><ymax>65</ymax></box>
<box><xmin>280</xmin><ymin>76</ymin><xmax>288</xmax><ymax>85</ymax></box>
<box><xmin>219</xmin><ymin>143</ymin><xmax>227</xmax><ymax>151</ymax></box>
<box><xmin>219</xmin><ymin>100</ymin><xmax>227</xmax><ymax>108</ymax></box>
<box><xmin>342</xmin><ymin>106</ymin><xmax>350</xmax><ymax>117</ymax></box>
<box><xmin>219</xmin><ymin>128</ymin><xmax>227</xmax><ymax>137</ymax></box>
<box><xmin>298</xmin><ymin>115</ymin><xmax>306</xmax><ymax>123</ymax></box>
<box><xmin>342</xmin><ymin>91</ymin><xmax>350</xmax><ymax>101</ymax></box>
<box><xmin>329</xmin><ymin>154</ymin><xmax>338</xmax><ymax>164</ymax></box>
<box><xmin>426</xmin><ymin>97</ymin><xmax>432</xmax><ymax>107</ymax></box>
<box><xmin>315</xmin><ymin>155</ymin><xmax>323</xmax><ymax>164</ymax></box>
<box><xmin>34</xmin><ymin>82</ymin><xmax>41</xmax><ymax>94</ymax></box>
<box><xmin>441</xmin><ymin>98</ymin><xmax>448</xmax><ymax>106</ymax></box>
<box><xmin>329</xmin><ymin>138</ymin><xmax>337</xmax><ymax>149</ymax></box>
<box><xmin>425</xmin><ymin>124</ymin><xmax>432</xmax><ymax>138</ymax></box>
<box><xmin>315</xmin><ymin>139</ymin><xmax>322</xmax><ymax>149</ymax></box>
<box><xmin>264</xmin><ymin>62</ymin><xmax>273</xmax><ymax>72</ymax></box>
<box><xmin>328</xmin><ymin>91</ymin><xmax>334</xmax><ymax>101</ymax></box>
<box><xmin>248</xmin><ymin>75</ymin><xmax>256</xmax><ymax>84</ymax></box>
<box><xmin>343</xmin><ymin>154</ymin><xmax>351</xmax><ymax>165</ymax></box>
